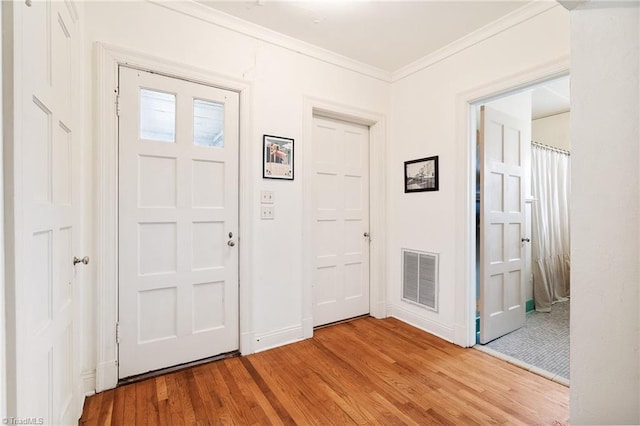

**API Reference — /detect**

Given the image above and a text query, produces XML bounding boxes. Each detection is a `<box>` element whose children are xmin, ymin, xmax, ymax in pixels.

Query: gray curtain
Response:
<box><xmin>531</xmin><ymin>143</ymin><xmax>571</xmax><ymax>312</ymax></box>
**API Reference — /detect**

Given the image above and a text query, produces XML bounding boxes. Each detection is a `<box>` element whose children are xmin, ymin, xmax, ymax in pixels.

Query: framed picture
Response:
<box><xmin>404</xmin><ymin>156</ymin><xmax>439</xmax><ymax>193</ymax></box>
<box><xmin>263</xmin><ymin>135</ymin><xmax>294</xmax><ymax>180</ymax></box>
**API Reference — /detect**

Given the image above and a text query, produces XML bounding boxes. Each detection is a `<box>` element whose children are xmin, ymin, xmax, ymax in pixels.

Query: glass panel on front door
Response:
<box><xmin>139</xmin><ymin>89</ymin><xmax>176</xmax><ymax>143</ymax></box>
<box><xmin>193</xmin><ymin>99</ymin><xmax>224</xmax><ymax>147</ymax></box>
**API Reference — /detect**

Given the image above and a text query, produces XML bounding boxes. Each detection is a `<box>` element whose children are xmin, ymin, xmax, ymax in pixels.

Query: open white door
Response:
<box><xmin>479</xmin><ymin>106</ymin><xmax>527</xmax><ymax>344</ymax></box>
<box><xmin>118</xmin><ymin>67</ymin><xmax>240</xmax><ymax>378</ymax></box>
<box><xmin>16</xmin><ymin>0</ymin><xmax>83</xmax><ymax>422</ymax></box>
<box><xmin>312</xmin><ymin>116</ymin><xmax>370</xmax><ymax>326</ymax></box>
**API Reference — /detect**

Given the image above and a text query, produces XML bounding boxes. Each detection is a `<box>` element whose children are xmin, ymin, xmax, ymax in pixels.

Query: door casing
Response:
<box><xmin>457</xmin><ymin>58</ymin><xmax>570</xmax><ymax>348</ymax></box>
<box><xmin>302</xmin><ymin>97</ymin><xmax>388</xmax><ymax>338</ymax></box>
<box><xmin>94</xmin><ymin>44</ymin><xmax>253</xmax><ymax>392</ymax></box>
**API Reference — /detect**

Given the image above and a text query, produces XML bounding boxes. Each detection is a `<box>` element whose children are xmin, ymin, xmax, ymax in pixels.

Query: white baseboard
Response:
<box><xmin>254</xmin><ymin>324</ymin><xmax>305</xmax><ymax>353</ymax></box>
<box><xmin>302</xmin><ymin>317</ymin><xmax>313</xmax><ymax>339</ymax></box>
<box><xmin>95</xmin><ymin>360</ymin><xmax>118</xmax><ymax>392</ymax></box>
<box><xmin>240</xmin><ymin>331</ymin><xmax>254</xmax><ymax>355</ymax></box>
<box><xmin>388</xmin><ymin>303</ymin><xmax>455</xmax><ymax>343</ymax></box>
<box><xmin>454</xmin><ymin>323</ymin><xmax>473</xmax><ymax>348</ymax></box>
<box><xmin>370</xmin><ymin>300</ymin><xmax>387</xmax><ymax>319</ymax></box>
<box><xmin>81</xmin><ymin>370</ymin><xmax>96</xmax><ymax>396</ymax></box>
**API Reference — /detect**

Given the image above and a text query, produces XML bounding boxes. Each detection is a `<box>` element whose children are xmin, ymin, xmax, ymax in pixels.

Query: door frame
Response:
<box><xmin>95</xmin><ymin>43</ymin><xmax>253</xmax><ymax>391</ymax></box>
<box><xmin>302</xmin><ymin>97</ymin><xmax>387</xmax><ymax>338</ymax></box>
<box><xmin>455</xmin><ymin>56</ymin><xmax>570</xmax><ymax>348</ymax></box>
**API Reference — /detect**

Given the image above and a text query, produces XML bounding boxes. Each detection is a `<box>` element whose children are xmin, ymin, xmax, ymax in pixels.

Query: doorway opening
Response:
<box><xmin>472</xmin><ymin>75</ymin><xmax>571</xmax><ymax>385</ymax></box>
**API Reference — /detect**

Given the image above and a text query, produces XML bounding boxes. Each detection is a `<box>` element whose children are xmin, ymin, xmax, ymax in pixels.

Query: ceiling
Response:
<box><xmin>198</xmin><ymin>1</ymin><xmax>529</xmax><ymax>72</ymax></box>
<box><xmin>531</xmin><ymin>75</ymin><xmax>570</xmax><ymax>119</ymax></box>
<box><xmin>197</xmin><ymin>1</ymin><xmax>569</xmax><ymax>115</ymax></box>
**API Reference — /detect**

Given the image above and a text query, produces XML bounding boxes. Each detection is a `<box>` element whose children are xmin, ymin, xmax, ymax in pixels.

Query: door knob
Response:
<box><xmin>521</xmin><ymin>238</ymin><xmax>530</xmax><ymax>243</ymax></box>
<box><xmin>364</xmin><ymin>232</ymin><xmax>370</xmax><ymax>238</ymax></box>
<box><xmin>228</xmin><ymin>240</ymin><xmax>236</xmax><ymax>247</ymax></box>
<box><xmin>73</xmin><ymin>256</ymin><xmax>90</xmax><ymax>266</ymax></box>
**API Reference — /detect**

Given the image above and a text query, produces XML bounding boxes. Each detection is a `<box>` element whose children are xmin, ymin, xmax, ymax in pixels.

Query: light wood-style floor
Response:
<box><xmin>80</xmin><ymin>317</ymin><xmax>569</xmax><ymax>425</ymax></box>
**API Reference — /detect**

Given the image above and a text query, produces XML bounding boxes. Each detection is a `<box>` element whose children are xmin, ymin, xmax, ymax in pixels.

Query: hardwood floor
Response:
<box><xmin>80</xmin><ymin>317</ymin><xmax>569</xmax><ymax>425</ymax></box>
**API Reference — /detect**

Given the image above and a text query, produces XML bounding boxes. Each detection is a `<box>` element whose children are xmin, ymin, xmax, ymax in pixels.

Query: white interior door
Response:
<box><xmin>312</xmin><ymin>116</ymin><xmax>370</xmax><ymax>326</ymax></box>
<box><xmin>118</xmin><ymin>67</ymin><xmax>239</xmax><ymax>378</ymax></box>
<box><xmin>480</xmin><ymin>105</ymin><xmax>527</xmax><ymax>343</ymax></box>
<box><xmin>19</xmin><ymin>0</ymin><xmax>81</xmax><ymax>422</ymax></box>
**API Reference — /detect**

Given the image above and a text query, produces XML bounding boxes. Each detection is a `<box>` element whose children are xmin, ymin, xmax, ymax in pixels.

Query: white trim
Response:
<box><xmin>0</xmin><ymin>2</ymin><xmax>6</xmax><ymax>419</ymax></box>
<box><xmin>392</xmin><ymin>2</ymin><xmax>560</xmax><ymax>82</ymax></box>
<box><xmin>473</xmin><ymin>345</ymin><xmax>570</xmax><ymax>387</ymax></box>
<box><xmin>94</xmin><ymin>43</ymin><xmax>254</xmax><ymax>391</ymax></box>
<box><xmin>148</xmin><ymin>0</ymin><xmax>392</xmax><ymax>83</ymax></box>
<box><xmin>6</xmin><ymin>1</ymin><xmax>24</xmax><ymax>417</ymax></box>
<box><xmin>81</xmin><ymin>370</ymin><xmax>96</xmax><ymax>397</ymax></box>
<box><xmin>454</xmin><ymin>56</ymin><xmax>570</xmax><ymax>348</ymax></box>
<box><xmin>253</xmin><ymin>324</ymin><xmax>304</xmax><ymax>353</ymax></box>
<box><xmin>302</xmin><ymin>97</ymin><xmax>387</xmax><ymax>337</ymax></box>
<box><xmin>387</xmin><ymin>304</ymin><xmax>455</xmax><ymax>343</ymax></box>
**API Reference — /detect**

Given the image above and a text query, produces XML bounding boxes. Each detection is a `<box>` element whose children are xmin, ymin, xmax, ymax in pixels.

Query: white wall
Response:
<box><xmin>82</xmin><ymin>0</ymin><xmax>390</xmax><ymax>379</ymax></box>
<box><xmin>570</xmin><ymin>4</ymin><xmax>640</xmax><ymax>424</ymax></box>
<box><xmin>388</xmin><ymin>5</ymin><xmax>569</xmax><ymax>341</ymax></box>
<box><xmin>532</xmin><ymin>111</ymin><xmax>571</xmax><ymax>151</ymax></box>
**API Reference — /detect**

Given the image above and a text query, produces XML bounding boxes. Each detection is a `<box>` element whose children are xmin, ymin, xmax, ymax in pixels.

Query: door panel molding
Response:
<box><xmin>302</xmin><ymin>97</ymin><xmax>387</xmax><ymax>339</ymax></box>
<box><xmin>94</xmin><ymin>43</ymin><xmax>253</xmax><ymax>392</ymax></box>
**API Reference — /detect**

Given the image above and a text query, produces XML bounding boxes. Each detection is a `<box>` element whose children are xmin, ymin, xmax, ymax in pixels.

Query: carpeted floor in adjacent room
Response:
<box><xmin>481</xmin><ymin>300</ymin><xmax>569</xmax><ymax>381</ymax></box>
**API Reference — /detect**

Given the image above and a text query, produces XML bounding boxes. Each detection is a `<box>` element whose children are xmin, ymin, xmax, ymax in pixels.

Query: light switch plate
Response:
<box><xmin>261</xmin><ymin>190</ymin><xmax>274</xmax><ymax>204</ymax></box>
<box><xmin>261</xmin><ymin>205</ymin><xmax>274</xmax><ymax>220</ymax></box>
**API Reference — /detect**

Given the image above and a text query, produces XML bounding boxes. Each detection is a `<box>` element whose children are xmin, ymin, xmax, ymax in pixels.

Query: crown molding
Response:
<box><xmin>391</xmin><ymin>1</ymin><xmax>561</xmax><ymax>82</ymax></box>
<box><xmin>147</xmin><ymin>0</ymin><xmax>393</xmax><ymax>83</ymax></box>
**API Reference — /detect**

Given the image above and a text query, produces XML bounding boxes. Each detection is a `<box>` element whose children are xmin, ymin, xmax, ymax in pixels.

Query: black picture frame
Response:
<box><xmin>263</xmin><ymin>135</ymin><xmax>294</xmax><ymax>180</ymax></box>
<box><xmin>404</xmin><ymin>156</ymin><xmax>439</xmax><ymax>193</ymax></box>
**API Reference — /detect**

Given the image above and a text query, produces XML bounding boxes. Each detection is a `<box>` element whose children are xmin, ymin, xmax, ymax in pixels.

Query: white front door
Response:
<box><xmin>312</xmin><ymin>116</ymin><xmax>370</xmax><ymax>326</ymax></box>
<box><xmin>18</xmin><ymin>0</ymin><xmax>81</xmax><ymax>422</ymax></box>
<box><xmin>479</xmin><ymin>105</ymin><xmax>527</xmax><ymax>343</ymax></box>
<box><xmin>118</xmin><ymin>67</ymin><xmax>240</xmax><ymax>378</ymax></box>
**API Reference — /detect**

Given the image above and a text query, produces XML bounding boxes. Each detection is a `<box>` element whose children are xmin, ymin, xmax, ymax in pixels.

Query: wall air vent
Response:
<box><xmin>402</xmin><ymin>249</ymin><xmax>439</xmax><ymax>312</ymax></box>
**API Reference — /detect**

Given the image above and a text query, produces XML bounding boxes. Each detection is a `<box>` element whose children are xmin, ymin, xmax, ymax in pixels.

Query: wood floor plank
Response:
<box><xmin>134</xmin><ymin>376</ymin><xmax>149</xmax><ymax>426</ymax></box>
<box><xmin>82</xmin><ymin>317</ymin><xmax>569</xmax><ymax>425</ymax></box>
<box><xmin>239</xmin><ymin>357</ymin><xmax>294</xmax><ymax>426</ymax></box>
<box><xmin>110</xmin><ymin>386</ymin><xmax>126</xmax><ymax>426</ymax></box>
<box><xmin>97</xmin><ymin>389</ymin><xmax>114</xmax><ymax>426</ymax></box>
<box><xmin>122</xmin><ymin>383</ymin><xmax>136</xmax><ymax>426</ymax></box>
<box><xmin>164</xmin><ymin>372</ymin><xmax>187</xmax><ymax>426</ymax></box>
<box><xmin>79</xmin><ymin>390</ymin><xmax>102</xmax><ymax>425</ymax></box>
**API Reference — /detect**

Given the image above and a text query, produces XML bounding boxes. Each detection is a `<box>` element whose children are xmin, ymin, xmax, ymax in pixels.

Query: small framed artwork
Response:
<box><xmin>263</xmin><ymin>135</ymin><xmax>294</xmax><ymax>180</ymax></box>
<box><xmin>404</xmin><ymin>156</ymin><xmax>439</xmax><ymax>193</ymax></box>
